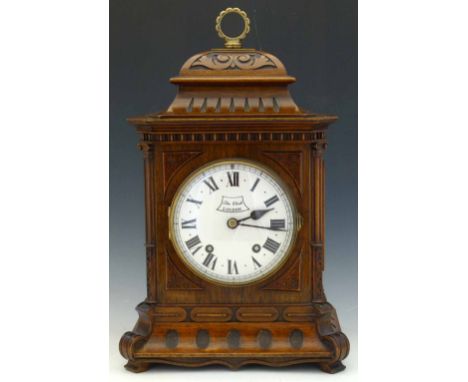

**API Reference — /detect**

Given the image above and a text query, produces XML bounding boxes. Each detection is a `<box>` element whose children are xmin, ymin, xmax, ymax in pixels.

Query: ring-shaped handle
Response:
<box><xmin>215</xmin><ymin>7</ymin><xmax>250</xmax><ymax>49</ymax></box>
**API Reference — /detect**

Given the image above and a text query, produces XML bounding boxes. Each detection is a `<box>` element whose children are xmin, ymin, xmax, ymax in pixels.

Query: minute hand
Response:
<box><xmin>239</xmin><ymin>223</ymin><xmax>286</xmax><ymax>231</ymax></box>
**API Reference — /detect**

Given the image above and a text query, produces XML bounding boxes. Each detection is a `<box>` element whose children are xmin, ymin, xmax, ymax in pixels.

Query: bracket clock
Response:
<box><xmin>119</xmin><ymin>8</ymin><xmax>349</xmax><ymax>374</ymax></box>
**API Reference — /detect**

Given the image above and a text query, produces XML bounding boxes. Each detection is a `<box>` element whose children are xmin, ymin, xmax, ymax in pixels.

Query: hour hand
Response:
<box><xmin>238</xmin><ymin>208</ymin><xmax>274</xmax><ymax>223</ymax></box>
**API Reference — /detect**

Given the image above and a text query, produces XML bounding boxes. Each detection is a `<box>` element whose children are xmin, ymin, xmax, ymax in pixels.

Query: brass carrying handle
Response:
<box><xmin>215</xmin><ymin>7</ymin><xmax>250</xmax><ymax>49</ymax></box>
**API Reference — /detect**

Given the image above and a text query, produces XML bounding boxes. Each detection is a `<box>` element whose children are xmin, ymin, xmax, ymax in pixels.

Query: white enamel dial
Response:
<box><xmin>170</xmin><ymin>159</ymin><xmax>297</xmax><ymax>285</ymax></box>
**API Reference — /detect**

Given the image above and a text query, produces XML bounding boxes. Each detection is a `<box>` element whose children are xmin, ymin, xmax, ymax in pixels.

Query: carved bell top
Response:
<box><xmin>171</xmin><ymin>49</ymin><xmax>294</xmax><ymax>84</ymax></box>
<box><xmin>165</xmin><ymin>47</ymin><xmax>302</xmax><ymax>116</ymax></box>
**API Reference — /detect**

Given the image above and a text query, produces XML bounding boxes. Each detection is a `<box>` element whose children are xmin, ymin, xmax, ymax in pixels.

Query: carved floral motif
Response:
<box><xmin>190</xmin><ymin>53</ymin><xmax>277</xmax><ymax>70</ymax></box>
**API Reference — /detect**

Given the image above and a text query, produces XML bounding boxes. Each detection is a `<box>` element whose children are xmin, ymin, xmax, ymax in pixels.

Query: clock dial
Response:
<box><xmin>170</xmin><ymin>159</ymin><xmax>297</xmax><ymax>285</ymax></box>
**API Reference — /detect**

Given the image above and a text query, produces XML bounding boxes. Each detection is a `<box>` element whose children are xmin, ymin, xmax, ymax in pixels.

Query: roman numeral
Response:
<box><xmin>227</xmin><ymin>260</ymin><xmax>239</xmax><ymax>274</ymax></box>
<box><xmin>203</xmin><ymin>176</ymin><xmax>219</xmax><ymax>192</ymax></box>
<box><xmin>181</xmin><ymin>218</ymin><xmax>197</xmax><ymax>229</ymax></box>
<box><xmin>264</xmin><ymin>195</ymin><xmax>279</xmax><ymax>207</ymax></box>
<box><xmin>191</xmin><ymin>245</ymin><xmax>202</xmax><ymax>255</ymax></box>
<box><xmin>270</xmin><ymin>219</ymin><xmax>285</xmax><ymax>230</ymax></box>
<box><xmin>187</xmin><ymin>198</ymin><xmax>202</xmax><ymax>205</ymax></box>
<box><xmin>250</xmin><ymin>178</ymin><xmax>260</xmax><ymax>192</ymax></box>
<box><xmin>202</xmin><ymin>253</ymin><xmax>217</xmax><ymax>270</ymax></box>
<box><xmin>263</xmin><ymin>237</ymin><xmax>281</xmax><ymax>254</ymax></box>
<box><xmin>227</xmin><ymin>171</ymin><xmax>239</xmax><ymax>187</ymax></box>
<box><xmin>185</xmin><ymin>235</ymin><xmax>201</xmax><ymax>250</ymax></box>
<box><xmin>252</xmin><ymin>256</ymin><xmax>262</xmax><ymax>269</ymax></box>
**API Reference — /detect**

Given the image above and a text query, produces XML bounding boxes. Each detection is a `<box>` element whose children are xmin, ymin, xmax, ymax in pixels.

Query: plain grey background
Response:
<box><xmin>110</xmin><ymin>0</ymin><xmax>357</xmax><ymax>377</ymax></box>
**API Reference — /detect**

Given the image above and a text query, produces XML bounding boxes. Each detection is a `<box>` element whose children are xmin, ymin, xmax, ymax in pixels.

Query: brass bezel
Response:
<box><xmin>168</xmin><ymin>158</ymin><xmax>300</xmax><ymax>287</ymax></box>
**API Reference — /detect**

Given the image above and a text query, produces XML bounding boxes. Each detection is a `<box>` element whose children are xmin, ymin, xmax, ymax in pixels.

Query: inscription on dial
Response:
<box><xmin>171</xmin><ymin>160</ymin><xmax>296</xmax><ymax>284</ymax></box>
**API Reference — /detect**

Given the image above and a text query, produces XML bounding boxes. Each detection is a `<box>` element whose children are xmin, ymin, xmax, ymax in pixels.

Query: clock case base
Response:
<box><xmin>119</xmin><ymin>302</ymin><xmax>349</xmax><ymax>374</ymax></box>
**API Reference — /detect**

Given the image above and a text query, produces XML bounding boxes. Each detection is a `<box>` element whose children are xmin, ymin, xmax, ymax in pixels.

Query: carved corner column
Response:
<box><xmin>138</xmin><ymin>141</ymin><xmax>157</xmax><ymax>303</ymax></box>
<box><xmin>119</xmin><ymin>140</ymin><xmax>157</xmax><ymax>372</ymax></box>
<box><xmin>311</xmin><ymin>141</ymin><xmax>327</xmax><ymax>302</ymax></box>
<box><xmin>310</xmin><ymin>141</ymin><xmax>350</xmax><ymax>373</ymax></box>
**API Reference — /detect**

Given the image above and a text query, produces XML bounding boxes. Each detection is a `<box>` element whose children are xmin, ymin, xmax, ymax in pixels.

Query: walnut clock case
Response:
<box><xmin>119</xmin><ymin>8</ymin><xmax>349</xmax><ymax>374</ymax></box>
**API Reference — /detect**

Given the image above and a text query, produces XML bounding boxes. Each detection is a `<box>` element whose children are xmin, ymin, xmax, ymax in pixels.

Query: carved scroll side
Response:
<box><xmin>316</xmin><ymin>303</ymin><xmax>350</xmax><ymax>373</ymax></box>
<box><xmin>119</xmin><ymin>303</ymin><xmax>153</xmax><ymax>361</ymax></box>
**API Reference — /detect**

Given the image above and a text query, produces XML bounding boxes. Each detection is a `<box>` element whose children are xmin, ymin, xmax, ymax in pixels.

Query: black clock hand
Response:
<box><xmin>237</xmin><ymin>208</ymin><xmax>274</xmax><ymax>223</ymax></box>
<box><xmin>238</xmin><ymin>223</ymin><xmax>286</xmax><ymax>231</ymax></box>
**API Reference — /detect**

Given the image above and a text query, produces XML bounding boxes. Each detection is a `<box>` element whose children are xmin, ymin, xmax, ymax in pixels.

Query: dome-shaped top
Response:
<box><xmin>164</xmin><ymin>48</ymin><xmax>302</xmax><ymax>116</ymax></box>
<box><xmin>170</xmin><ymin>48</ymin><xmax>294</xmax><ymax>84</ymax></box>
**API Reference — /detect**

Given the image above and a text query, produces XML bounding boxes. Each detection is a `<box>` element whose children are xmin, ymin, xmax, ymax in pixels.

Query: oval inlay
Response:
<box><xmin>236</xmin><ymin>307</ymin><xmax>279</xmax><ymax>322</ymax></box>
<box><xmin>227</xmin><ymin>329</ymin><xmax>241</xmax><ymax>349</ymax></box>
<box><xmin>196</xmin><ymin>329</ymin><xmax>210</xmax><ymax>349</ymax></box>
<box><xmin>283</xmin><ymin>306</ymin><xmax>317</xmax><ymax>322</ymax></box>
<box><xmin>289</xmin><ymin>329</ymin><xmax>304</xmax><ymax>349</ymax></box>
<box><xmin>257</xmin><ymin>329</ymin><xmax>272</xmax><ymax>349</ymax></box>
<box><xmin>153</xmin><ymin>307</ymin><xmax>187</xmax><ymax>322</ymax></box>
<box><xmin>190</xmin><ymin>307</ymin><xmax>232</xmax><ymax>322</ymax></box>
<box><xmin>165</xmin><ymin>330</ymin><xmax>179</xmax><ymax>349</ymax></box>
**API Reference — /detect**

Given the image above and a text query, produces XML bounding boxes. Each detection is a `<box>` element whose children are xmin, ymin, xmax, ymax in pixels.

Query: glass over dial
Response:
<box><xmin>169</xmin><ymin>159</ymin><xmax>297</xmax><ymax>285</ymax></box>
